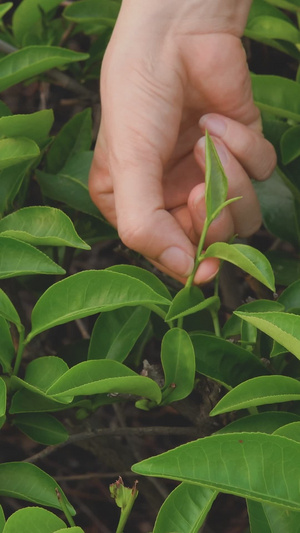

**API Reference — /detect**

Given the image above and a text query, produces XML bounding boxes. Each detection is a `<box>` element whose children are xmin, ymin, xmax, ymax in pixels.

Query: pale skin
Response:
<box><xmin>89</xmin><ymin>0</ymin><xmax>277</xmax><ymax>284</ymax></box>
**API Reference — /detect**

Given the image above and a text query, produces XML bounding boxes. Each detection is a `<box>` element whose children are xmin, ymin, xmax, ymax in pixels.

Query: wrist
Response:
<box><xmin>119</xmin><ymin>0</ymin><xmax>252</xmax><ymax>37</ymax></box>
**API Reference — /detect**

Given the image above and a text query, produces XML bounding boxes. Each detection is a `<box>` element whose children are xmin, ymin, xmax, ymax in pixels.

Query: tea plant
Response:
<box><xmin>1</xmin><ymin>1</ymin><xmax>300</xmax><ymax>532</ymax></box>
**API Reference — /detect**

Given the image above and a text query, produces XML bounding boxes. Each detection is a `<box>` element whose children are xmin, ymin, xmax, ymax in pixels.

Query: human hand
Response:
<box><xmin>89</xmin><ymin>0</ymin><xmax>276</xmax><ymax>284</ymax></box>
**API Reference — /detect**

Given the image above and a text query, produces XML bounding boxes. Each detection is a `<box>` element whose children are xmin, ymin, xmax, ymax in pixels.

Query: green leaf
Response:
<box><xmin>0</xmin><ymin>463</ymin><xmax>74</xmax><ymax>514</ymax></box>
<box><xmin>280</xmin><ymin>125</ymin><xmax>300</xmax><ymax>165</ymax></box>
<box><xmin>13</xmin><ymin>413</ymin><xmax>68</xmax><ymax>445</ymax></box>
<box><xmin>222</xmin><ymin>299</ymin><xmax>284</xmax><ymax>339</ymax></box>
<box><xmin>37</xmin><ymin>152</ymin><xmax>102</xmax><ymax>219</ymax></box>
<box><xmin>108</xmin><ymin>264</ymin><xmax>172</xmax><ymax>300</ymax></box>
<box><xmin>46</xmin><ymin>109</ymin><xmax>92</xmax><ymax>173</ymax></box>
<box><xmin>0</xmin><ymin>46</ymin><xmax>89</xmax><ymax>92</ymax></box>
<box><xmin>0</xmin><ymin>162</ymin><xmax>29</xmax><ymax>218</ymax></box>
<box><xmin>0</xmin><ymin>289</ymin><xmax>21</xmax><ymax>327</ymax></box>
<box><xmin>0</xmin><ymin>379</ymin><xmax>6</xmax><ymax>418</ymax></box>
<box><xmin>55</xmin><ymin>529</ymin><xmax>84</xmax><ymax>533</ymax></box>
<box><xmin>132</xmin><ymin>432</ymin><xmax>300</xmax><ymax>511</ymax></box>
<box><xmin>210</xmin><ymin>375</ymin><xmax>300</xmax><ymax>416</ymax></box>
<box><xmin>278</xmin><ymin>280</ymin><xmax>300</xmax><ymax>311</ymax></box>
<box><xmin>0</xmin><ymin>317</ymin><xmax>14</xmax><ymax>373</ymax></box>
<box><xmin>204</xmin><ymin>243</ymin><xmax>275</xmax><ymax>291</ymax></box>
<box><xmin>23</xmin><ymin>356</ymin><xmax>69</xmax><ymax>392</ymax></box>
<box><xmin>2</xmin><ymin>507</ymin><xmax>66</xmax><ymax>533</ymax></box>
<box><xmin>63</xmin><ymin>0</ymin><xmax>120</xmax><ymax>27</ymax></box>
<box><xmin>12</xmin><ymin>0</ymin><xmax>63</xmax><ymax>46</ymax></box>
<box><xmin>0</xmin><ymin>236</ymin><xmax>65</xmax><ymax>279</ymax></box>
<box><xmin>204</xmin><ymin>131</ymin><xmax>228</xmax><ymax>222</ymax></box>
<box><xmin>266</xmin><ymin>251</ymin><xmax>300</xmax><ymax>286</ymax></box>
<box><xmin>264</xmin><ymin>0</ymin><xmax>300</xmax><ymax>11</ymax></box>
<box><xmin>253</xmin><ymin>169</ymin><xmax>300</xmax><ymax>248</ymax></box>
<box><xmin>165</xmin><ymin>286</ymin><xmax>219</xmax><ymax>322</ymax></box>
<box><xmin>27</xmin><ymin>270</ymin><xmax>171</xmax><ymax>341</ymax></box>
<box><xmin>0</xmin><ymin>3</ymin><xmax>13</xmax><ymax>20</ymax></box>
<box><xmin>0</xmin><ymin>138</ymin><xmax>39</xmax><ymax>170</ymax></box>
<box><xmin>0</xmin><ymin>505</ymin><xmax>5</xmax><ymax>533</ymax></box>
<box><xmin>217</xmin><ymin>412</ymin><xmax>300</xmax><ymax>435</ymax></box>
<box><xmin>191</xmin><ymin>333</ymin><xmax>269</xmax><ymax>389</ymax></box>
<box><xmin>153</xmin><ymin>483</ymin><xmax>217</xmax><ymax>533</ymax></box>
<box><xmin>88</xmin><ymin>306</ymin><xmax>150</xmax><ymax>362</ymax></box>
<box><xmin>246</xmin><ymin>16</ymin><xmax>300</xmax><ymax>43</ymax></box>
<box><xmin>46</xmin><ymin>360</ymin><xmax>162</xmax><ymax>404</ymax></box>
<box><xmin>248</xmin><ymin>499</ymin><xmax>300</xmax><ymax>533</ymax></box>
<box><xmin>235</xmin><ymin>310</ymin><xmax>300</xmax><ymax>359</ymax></box>
<box><xmin>0</xmin><ymin>110</ymin><xmax>53</xmax><ymax>145</ymax></box>
<box><xmin>9</xmin><ymin>388</ymin><xmax>89</xmax><ymax>414</ymax></box>
<box><xmin>274</xmin><ymin>421</ymin><xmax>300</xmax><ymax>442</ymax></box>
<box><xmin>252</xmin><ymin>74</ymin><xmax>300</xmax><ymax>121</ymax></box>
<box><xmin>0</xmin><ymin>207</ymin><xmax>90</xmax><ymax>249</ymax></box>
<box><xmin>160</xmin><ymin>329</ymin><xmax>195</xmax><ymax>405</ymax></box>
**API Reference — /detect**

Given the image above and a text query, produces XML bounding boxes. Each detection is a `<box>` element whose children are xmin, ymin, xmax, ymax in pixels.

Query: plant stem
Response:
<box><xmin>211</xmin><ymin>310</ymin><xmax>221</xmax><ymax>337</ymax></box>
<box><xmin>186</xmin><ymin>218</ymin><xmax>210</xmax><ymax>288</ymax></box>
<box><xmin>55</xmin><ymin>488</ymin><xmax>76</xmax><ymax>527</ymax></box>
<box><xmin>12</xmin><ymin>327</ymin><xmax>25</xmax><ymax>376</ymax></box>
<box><xmin>115</xmin><ymin>483</ymin><xmax>138</xmax><ymax>533</ymax></box>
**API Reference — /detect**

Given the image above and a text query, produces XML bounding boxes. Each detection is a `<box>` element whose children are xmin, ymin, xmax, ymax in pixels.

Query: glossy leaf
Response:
<box><xmin>281</xmin><ymin>125</ymin><xmax>300</xmax><ymax>165</ymax></box>
<box><xmin>222</xmin><ymin>299</ymin><xmax>283</xmax><ymax>339</ymax></box>
<box><xmin>274</xmin><ymin>421</ymin><xmax>300</xmax><ymax>442</ymax></box>
<box><xmin>0</xmin><ymin>110</ymin><xmax>53</xmax><ymax>145</ymax></box>
<box><xmin>12</xmin><ymin>0</ymin><xmax>62</xmax><ymax>46</ymax></box>
<box><xmin>88</xmin><ymin>306</ymin><xmax>150</xmax><ymax>362</ymax></box>
<box><xmin>153</xmin><ymin>483</ymin><xmax>217</xmax><ymax>533</ymax></box>
<box><xmin>0</xmin><ymin>317</ymin><xmax>14</xmax><ymax>372</ymax></box>
<box><xmin>246</xmin><ymin>16</ymin><xmax>300</xmax><ymax>43</ymax></box>
<box><xmin>0</xmin><ymin>236</ymin><xmax>65</xmax><ymax>279</ymax></box>
<box><xmin>210</xmin><ymin>375</ymin><xmax>300</xmax><ymax>416</ymax></box>
<box><xmin>205</xmin><ymin>131</ymin><xmax>228</xmax><ymax>221</ymax></box>
<box><xmin>9</xmin><ymin>389</ymin><xmax>90</xmax><ymax>414</ymax></box>
<box><xmin>132</xmin><ymin>432</ymin><xmax>300</xmax><ymax>511</ymax></box>
<box><xmin>0</xmin><ymin>3</ymin><xmax>12</xmax><ymax>19</ymax></box>
<box><xmin>160</xmin><ymin>328</ymin><xmax>195</xmax><ymax>404</ymax></box>
<box><xmin>0</xmin><ymin>463</ymin><xmax>74</xmax><ymax>514</ymax></box>
<box><xmin>37</xmin><ymin>152</ymin><xmax>102</xmax><ymax>219</ymax></box>
<box><xmin>278</xmin><ymin>279</ymin><xmax>300</xmax><ymax>311</ymax></box>
<box><xmin>217</xmin><ymin>412</ymin><xmax>300</xmax><ymax>435</ymax></box>
<box><xmin>23</xmin><ymin>357</ymin><xmax>69</xmax><ymax>392</ymax></box>
<box><xmin>0</xmin><ymin>505</ymin><xmax>5</xmax><ymax>532</ymax></box>
<box><xmin>108</xmin><ymin>264</ymin><xmax>172</xmax><ymax>300</ymax></box>
<box><xmin>235</xmin><ymin>310</ymin><xmax>300</xmax><ymax>359</ymax></box>
<box><xmin>165</xmin><ymin>286</ymin><xmax>220</xmax><ymax>321</ymax></box>
<box><xmin>2</xmin><ymin>507</ymin><xmax>66</xmax><ymax>533</ymax></box>
<box><xmin>64</xmin><ymin>0</ymin><xmax>120</xmax><ymax>26</ymax></box>
<box><xmin>0</xmin><ymin>138</ymin><xmax>39</xmax><ymax>170</ymax></box>
<box><xmin>253</xmin><ymin>169</ymin><xmax>300</xmax><ymax>248</ymax></box>
<box><xmin>54</xmin><ymin>526</ymin><xmax>84</xmax><ymax>533</ymax></box>
<box><xmin>28</xmin><ymin>270</ymin><xmax>171</xmax><ymax>341</ymax></box>
<box><xmin>0</xmin><ymin>46</ymin><xmax>89</xmax><ymax>93</ymax></box>
<box><xmin>191</xmin><ymin>333</ymin><xmax>269</xmax><ymax>389</ymax></box>
<box><xmin>0</xmin><ymin>379</ymin><xmax>6</xmax><ymax>418</ymax></box>
<box><xmin>46</xmin><ymin>360</ymin><xmax>162</xmax><ymax>404</ymax></box>
<box><xmin>46</xmin><ymin>109</ymin><xmax>92</xmax><ymax>174</ymax></box>
<box><xmin>13</xmin><ymin>413</ymin><xmax>68</xmax><ymax>445</ymax></box>
<box><xmin>205</xmin><ymin>243</ymin><xmax>275</xmax><ymax>291</ymax></box>
<box><xmin>0</xmin><ymin>289</ymin><xmax>21</xmax><ymax>327</ymax></box>
<box><xmin>0</xmin><ymin>162</ymin><xmax>29</xmax><ymax>217</ymax></box>
<box><xmin>248</xmin><ymin>499</ymin><xmax>300</xmax><ymax>533</ymax></box>
<box><xmin>252</xmin><ymin>74</ymin><xmax>300</xmax><ymax>121</ymax></box>
<box><xmin>0</xmin><ymin>207</ymin><xmax>90</xmax><ymax>249</ymax></box>
<box><xmin>267</xmin><ymin>251</ymin><xmax>300</xmax><ymax>286</ymax></box>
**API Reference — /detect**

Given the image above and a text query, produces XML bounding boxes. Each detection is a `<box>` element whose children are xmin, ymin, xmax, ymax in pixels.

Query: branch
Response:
<box><xmin>23</xmin><ymin>425</ymin><xmax>198</xmax><ymax>463</ymax></box>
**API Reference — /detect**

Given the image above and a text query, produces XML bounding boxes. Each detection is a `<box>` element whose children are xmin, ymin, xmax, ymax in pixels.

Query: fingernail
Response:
<box><xmin>200</xmin><ymin>115</ymin><xmax>227</xmax><ymax>137</ymax></box>
<box><xmin>214</xmin><ymin>140</ymin><xmax>229</xmax><ymax>166</ymax></box>
<box><xmin>159</xmin><ymin>247</ymin><xmax>195</xmax><ymax>277</ymax></box>
<box><xmin>193</xmin><ymin>191</ymin><xmax>206</xmax><ymax>220</ymax></box>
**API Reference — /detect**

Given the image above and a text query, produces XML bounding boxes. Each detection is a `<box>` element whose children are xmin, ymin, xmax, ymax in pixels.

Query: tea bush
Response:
<box><xmin>1</xmin><ymin>1</ymin><xmax>300</xmax><ymax>532</ymax></box>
